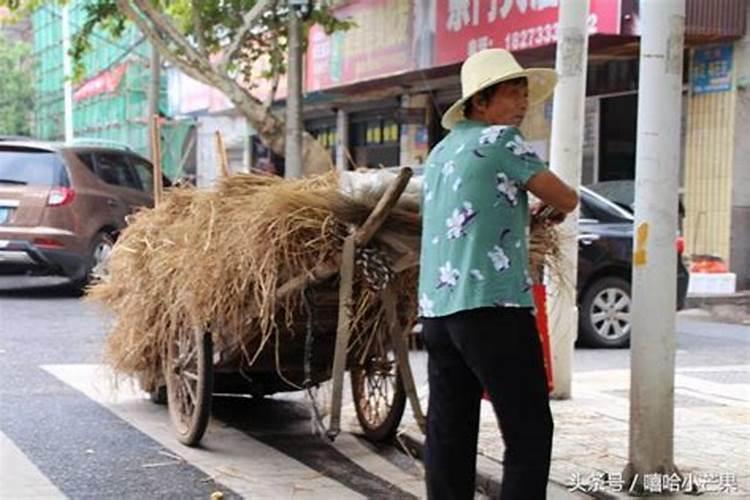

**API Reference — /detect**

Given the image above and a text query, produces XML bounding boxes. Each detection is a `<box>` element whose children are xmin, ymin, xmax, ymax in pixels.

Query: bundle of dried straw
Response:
<box><xmin>88</xmin><ymin>172</ymin><xmax>420</xmax><ymax>391</ymax></box>
<box><xmin>89</xmin><ymin>170</ymin><xmax>563</xmax><ymax>391</ymax></box>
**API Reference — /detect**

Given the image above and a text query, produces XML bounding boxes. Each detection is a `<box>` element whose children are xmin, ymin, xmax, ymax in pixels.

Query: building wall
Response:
<box><xmin>399</xmin><ymin>93</ymin><xmax>430</xmax><ymax>167</ymax></box>
<box><xmin>683</xmin><ymin>74</ymin><xmax>736</xmax><ymax>264</ymax></box>
<box><xmin>195</xmin><ymin>114</ymin><xmax>249</xmax><ymax>188</ymax></box>
<box><xmin>731</xmin><ymin>25</ymin><xmax>750</xmax><ymax>290</ymax></box>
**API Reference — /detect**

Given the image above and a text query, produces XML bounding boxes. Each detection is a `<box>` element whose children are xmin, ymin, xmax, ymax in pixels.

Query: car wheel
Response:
<box><xmin>74</xmin><ymin>232</ymin><xmax>114</xmax><ymax>291</ymax></box>
<box><xmin>579</xmin><ymin>276</ymin><xmax>632</xmax><ymax>348</ymax></box>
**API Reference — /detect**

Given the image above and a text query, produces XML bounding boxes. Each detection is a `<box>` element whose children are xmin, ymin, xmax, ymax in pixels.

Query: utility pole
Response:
<box><xmin>284</xmin><ymin>1</ymin><xmax>305</xmax><ymax>178</ymax></box>
<box><xmin>61</xmin><ymin>5</ymin><xmax>74</xmax><ymax>142</ymax></box>
<box><xmin>624</xmin><ymin>0</ymin><xmax>685</xmax><ymax>490</ymax></box>
<box><xmin>547</xmin><ymin>0</ymin><xmax>590</xmax><ymax>399</ymax></box>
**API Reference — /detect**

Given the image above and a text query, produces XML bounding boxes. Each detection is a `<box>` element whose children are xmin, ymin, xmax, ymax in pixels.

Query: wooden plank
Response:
<box><xmin>214</xmin><ymin>131</ymin><xmax>230</xmax><ymax>178</ymax></box>
<box><xmin>150</xmin><ymin>115</ymin><xmax>163</xmax><ymax>206</ymax></box>
<box><xmin>383</xmin><ymin>287</ymin><xmax>426</xmax><ymax>433</ymax></box>
<box><xmin>327</xmin><ymin>235</ymin><xmax>356</xmax><ymax>440</ymax></box>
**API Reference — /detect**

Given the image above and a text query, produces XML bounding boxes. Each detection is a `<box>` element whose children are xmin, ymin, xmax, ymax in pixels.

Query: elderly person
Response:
<box><xmin>418</xmin><ymin>49</ymin><xmax>578</xmax><ymax>500</ymax></box>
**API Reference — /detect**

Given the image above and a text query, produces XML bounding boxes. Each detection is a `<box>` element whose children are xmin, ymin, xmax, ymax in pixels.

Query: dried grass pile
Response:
<box><xmin>89</xmin><ymin>172</ymin><xmax>420</xmax><ymax>391</ymax></box>
<box><xmin>89</xmin><ymin>169</ymin><xmax>564</xmax><ymax>391</ymax></box>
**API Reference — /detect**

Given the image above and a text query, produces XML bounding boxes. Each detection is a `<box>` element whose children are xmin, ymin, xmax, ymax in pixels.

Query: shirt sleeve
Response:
<box><xmin>478</xmin><ymin>126</ymin><xmax>547</xmax><ymax>187</ymax></box>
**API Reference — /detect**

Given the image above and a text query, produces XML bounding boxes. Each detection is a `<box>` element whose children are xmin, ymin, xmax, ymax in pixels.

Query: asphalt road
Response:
<box><xmin>0</xmin><ymin>278</ymin><xmax>747</xmax><ymax>499</ymax></box>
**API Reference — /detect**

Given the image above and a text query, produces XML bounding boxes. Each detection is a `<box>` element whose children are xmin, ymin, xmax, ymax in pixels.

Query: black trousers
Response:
<box><xmin>422</xmin><ymin>307</ymin><xmax>553</xmax><ymax>500</ymax></box>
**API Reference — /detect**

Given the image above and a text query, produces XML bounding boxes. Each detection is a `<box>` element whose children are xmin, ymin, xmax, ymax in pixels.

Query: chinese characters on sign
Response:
<box><xmin>692</xmin><ymin>45</ymin><xmax>734</xmax><ymax>95</ymax></box>
<box><xmin>568</xmin><ymin>472</ymin><xmax>740</xmax><ymax>495</ymax></box>
<box><xmin>436</xmin><ymin>0</ymin><xmax>622</xmax><ymax>66</ymax></box>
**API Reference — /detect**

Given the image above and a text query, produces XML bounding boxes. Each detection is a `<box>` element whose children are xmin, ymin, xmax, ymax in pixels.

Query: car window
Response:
<box><xmin>95</xmin><ymin>153</ymin><xmax>141</xmax><ymax>190</ymax></box>
<box><xmin>0</xmin><ymin>147</ymin><xmax>66</xmax><ymax>186</ymax></box>
<box><xmin>579</xmin><ymin>199</ymin><xmax>595</xmax><ymax>221</ymax></box>
<box><xmin>129</xmin><ymin>157</ymin><xmax>155</xmax><ymax>193</ymax></box>
<box><xmin>129</xmin><ymin>156</ymin><xmax>172</xmax><ymax>192</ymax></box>
<box><xmin>77</xmin><ymin>152</ymin><xmax>97</xmax><ymax>173</ymax></box>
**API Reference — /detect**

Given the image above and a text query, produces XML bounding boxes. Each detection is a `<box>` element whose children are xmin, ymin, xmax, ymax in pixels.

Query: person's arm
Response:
<box><xmin>526</xmin><ymin>170</ymin><xmax>578</xmax><ymax>214</ymax></box>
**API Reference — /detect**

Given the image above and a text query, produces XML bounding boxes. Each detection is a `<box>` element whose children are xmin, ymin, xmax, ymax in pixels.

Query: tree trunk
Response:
<box><xmin>203</xmin><ymin>68</ymin><xmax>333</xmax><ymax>177</ymax></box>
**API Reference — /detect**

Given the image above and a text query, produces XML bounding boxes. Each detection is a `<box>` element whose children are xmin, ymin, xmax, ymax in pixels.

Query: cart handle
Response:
<box><xmin>354</xmin><ymin>167</ymin><xmax>413</xmax><ymax>247</ymax></box>
<box><xmin>274</xmin><ymin>167</ymin><xmax>413</xmax><ymax>302</ymax></box>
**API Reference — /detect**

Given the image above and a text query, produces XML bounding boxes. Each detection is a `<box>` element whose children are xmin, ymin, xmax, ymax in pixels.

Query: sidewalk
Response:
<box><xmin>684</xmin><ymin>291</ymin><xmax>750</xmax><ymax>326</ymax></box>
<box><xmin>342</xmin><ymin>350</ymin><xmax>749</xmax><ymax>499</ymax></box>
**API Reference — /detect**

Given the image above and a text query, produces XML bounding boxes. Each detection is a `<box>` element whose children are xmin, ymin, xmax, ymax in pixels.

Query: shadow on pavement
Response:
<box><xmin>0</xmin><ymin>276</ymin><xmax>82</xmax><ymax>298</ymax></box>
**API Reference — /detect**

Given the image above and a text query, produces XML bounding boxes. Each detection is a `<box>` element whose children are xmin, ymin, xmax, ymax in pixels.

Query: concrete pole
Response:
<box><xmin>284</xmin><ymin>4</ymin><xmax>303</xmax><ymax>178</ymax></box>
<box><xmin>335</xmin><ymin>108</ymin><xmax>349</xmax><ymax>171</ymax></box>
<box><xmin>148</xmin><ymin>46</ymin><xmax>161</xmax><ymax>159</ymax></box>
<box><xmin>547</xmin><ymin>0</ymin><xmax>590</xmax><ymax>400</ymax></box>
<box><xmin>624</xmin><ymin>0</ymin><xmax>684</xmax><ymax>488</ymax></box>
<box><xmin>61</xmin><ymin>5</ymin><xmax>74</xmax><ymax>142</ymax></box>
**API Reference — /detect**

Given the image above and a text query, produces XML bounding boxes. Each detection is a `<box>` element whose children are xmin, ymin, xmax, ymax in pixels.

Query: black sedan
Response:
<box><xmin>577</xmin><ymin>185</ymin><xmax>689</xmax><ymax>348</ymax></box>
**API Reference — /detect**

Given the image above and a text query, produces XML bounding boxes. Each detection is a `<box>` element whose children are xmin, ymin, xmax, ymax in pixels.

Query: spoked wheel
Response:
<box><xmin>351</xmin><ymin>346</ymin><xmax>406</xmax><ymax>442</ymax></box>
<box><xmin>165</xmin><ymin>328</ymin><xmax>214</xmax><ymax>446</ymax></box>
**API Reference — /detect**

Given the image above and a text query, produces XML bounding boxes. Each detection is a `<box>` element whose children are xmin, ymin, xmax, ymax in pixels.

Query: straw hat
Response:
<box><xmin>441</xmin><ymin>49</ymin><xmax>558</xmax><ymax>130</ymax></box>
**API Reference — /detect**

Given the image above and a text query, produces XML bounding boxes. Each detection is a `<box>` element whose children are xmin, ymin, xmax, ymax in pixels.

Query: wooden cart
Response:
<box><xmin>156</xmin><ymin>168</ymin><xmax>426</xmax><ymax>446</ymax></box>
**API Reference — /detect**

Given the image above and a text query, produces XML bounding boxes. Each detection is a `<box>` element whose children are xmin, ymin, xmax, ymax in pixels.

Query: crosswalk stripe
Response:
<box><xmin>0</xmin><ymin>429</ymin><xmax>67</xmax><ymax>500</ymax></box>
<box><xmin>330</xmin><ymin>433</ymin><xmax>426</xmax><ymax>498</ymax></box>
<box><xmin>42</xmin><ymin>364</ymin><xmax>365</xmax><ymax>499</ymax></box>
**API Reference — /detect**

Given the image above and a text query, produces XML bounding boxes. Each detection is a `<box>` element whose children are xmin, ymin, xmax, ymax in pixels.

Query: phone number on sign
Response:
<box><xmin>503</xmin><ymin>14</ymin><xmax>599</xmax><ymax>52</ymax></box>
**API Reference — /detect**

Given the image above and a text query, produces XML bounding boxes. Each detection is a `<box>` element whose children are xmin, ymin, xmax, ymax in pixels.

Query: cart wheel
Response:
<box><xmin>351</xmin><ymin>347</ymin><xmax>406</xmax><ymax>442</ymax></box>
<box><xmin>165</xmin><ymin>328</ymin><xmax>213</xmax><ymax>446</ymax></box>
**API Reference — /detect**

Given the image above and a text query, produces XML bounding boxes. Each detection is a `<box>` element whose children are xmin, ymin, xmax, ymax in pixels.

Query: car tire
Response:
<box><xmin>73</xmin><ymin>232</ymin><xmax>114</xmax><ymax>291</ymax></box>
<box><xmin>579</xmin><ymin>276</ymin><xmax>632</xmax><ymax>348</ymax></box>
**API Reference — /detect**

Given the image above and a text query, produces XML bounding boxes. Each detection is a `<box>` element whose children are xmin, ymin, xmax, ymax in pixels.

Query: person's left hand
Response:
<box><xmin>531</xmin><ymin>202</ymin><xmax>566</xmax><ymax>226</ymax></box>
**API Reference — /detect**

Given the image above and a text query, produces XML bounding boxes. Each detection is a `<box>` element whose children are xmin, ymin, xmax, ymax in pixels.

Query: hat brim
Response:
<box><xmin>441</xmin><ymin>68</ymin><xmax>558</xmax><ymax>130</ymax></box>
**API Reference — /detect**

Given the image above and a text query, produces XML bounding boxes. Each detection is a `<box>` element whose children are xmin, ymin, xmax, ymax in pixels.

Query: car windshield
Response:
<box><xmin>581</xmin><ymin>186</ymin><xmax>634</xmax><ymax>222</ymax></box>
<box><xmin>587</xmin><ymin>180</ymin><xmax>635</xmax><ymax>212</ymax></box>
<box><xmin>0</xmin><ymin>148</ymin><xmax>63</xmax><ymax>187</ymax></box>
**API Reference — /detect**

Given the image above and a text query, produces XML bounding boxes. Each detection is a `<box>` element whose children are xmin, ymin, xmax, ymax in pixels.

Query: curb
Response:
<box><xmin>685</xmin><ymin>291</ymin><xmax>750</xmax><ymax>309</ymax></box>
<box><xmin>395</xmin><ymin>430</ymin><xmax>615</xmax><ymax>500</ymax></box>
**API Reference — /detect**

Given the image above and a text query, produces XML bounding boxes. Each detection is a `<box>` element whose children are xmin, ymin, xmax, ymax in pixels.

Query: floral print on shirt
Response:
<box><xmin>479</xmin><ymin>125</ymin><xmax>510</xmax><ymax>145</ymax></box>
<box><xmin>506</xmin><ymin>134</ymin><xmax>538</xmax><ymax>160</ymax></box>
<box><xmin>437</xmin><ymin>261</ymin><xmax>460</xmax><ymax>289</ymax></box>
<box><xmin>419</xmin><ymin>293</ymin><xmax>435</xmax><ymax>316</ymax></box>
<box><xmin>496</xmin><ymin>172</ymin><xmax>520</xmax><ymax>207</ymax></box>
<box><xmin>446</xmin><ymin>202</ymin><xmax>477</xmax><ymax>239</ymax></box>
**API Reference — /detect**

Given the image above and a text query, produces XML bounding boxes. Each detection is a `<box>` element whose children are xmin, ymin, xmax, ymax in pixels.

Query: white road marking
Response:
<box><xmin>0</xmin><ymin>429</ymin><xmax>67</xmax><ymax>499</ymax></box>
<box><xmin>42</xmin><ymin>364</ymin><xmax>364</xmax><ymax>500</ymax></box>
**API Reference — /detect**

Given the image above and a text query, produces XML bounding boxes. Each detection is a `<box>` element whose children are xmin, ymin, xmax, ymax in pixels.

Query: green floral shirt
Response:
<box><xmin>418</xmin><ymin>121</ymin><xmax>547</xmax><ymax>318</ymax></box>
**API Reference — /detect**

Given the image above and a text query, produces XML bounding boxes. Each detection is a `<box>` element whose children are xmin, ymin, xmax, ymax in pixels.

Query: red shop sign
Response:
<box><xmin>306</xmin><ymin>0</ymin><xmax>414</xmax><ymax>92</ymax></box>
<box><xmin>435</xmin><ymin>0</ymin><xmax>622</xmax><ymax>67</ymax></box>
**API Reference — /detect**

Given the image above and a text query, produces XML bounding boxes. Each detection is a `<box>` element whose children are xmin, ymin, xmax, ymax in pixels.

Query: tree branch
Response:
<box><xmin>130</xmin><ymin>0</ymin><xmax>207</xmax><ymax>68</ymax></box>
<box><xmin>115</xmin><ymin>0</ymin><xmax>214</xmax><ymax>88</ymax></box>
<box><xmin>191</xmin><ymin>0</ymin><xmax>208</xmax><ymax>55</ymax></box>
<box><xmin>263</xmin><ymin>19</ymin><xmax>282</xmax><ymax>111</ymax></box>
<box><xmin>220</xmin><ymin>0</ymin><xmax>275</xmax><ymax>73</ymax></box>
<box><xmin>263</xmin><ymin>69</ymin><xmax>281</xmax><ymax>111</ymax></box>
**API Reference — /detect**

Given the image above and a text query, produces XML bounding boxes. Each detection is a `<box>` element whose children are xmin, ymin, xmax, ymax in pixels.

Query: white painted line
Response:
<box><xmin>331</xmin><ymin>433</ymin><xmax>425</xmax><ymax>498</ymax></box>
<box><xmin>0</xmin><ymin>429</ymin><xmax>67</xmax><ymax>499</ymax></box>
<box><xmin>42</xmin><ymin>364</ymin><xmax>363</xmax><ymax>500</ymax></box>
